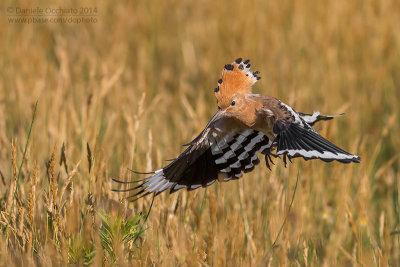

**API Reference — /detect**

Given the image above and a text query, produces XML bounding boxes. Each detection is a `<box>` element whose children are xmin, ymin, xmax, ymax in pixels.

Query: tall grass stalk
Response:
<box><xmin>4</xmin><ymin>101</ymin><xmax>38</xmax><ymax>236</ymax></box>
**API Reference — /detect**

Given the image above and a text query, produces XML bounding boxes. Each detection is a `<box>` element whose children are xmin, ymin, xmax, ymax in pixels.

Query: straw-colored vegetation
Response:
<box><xmin>1</xmin><ymin>0</ymin><xmax>399</xmax><ymax>265</ymax></box>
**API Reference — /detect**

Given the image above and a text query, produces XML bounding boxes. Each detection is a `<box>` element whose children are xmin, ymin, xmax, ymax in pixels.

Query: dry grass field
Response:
<box><xmin>1</xmin><ymin>0</ymin><xmax>399</xmax><ymax>265</ymax></box>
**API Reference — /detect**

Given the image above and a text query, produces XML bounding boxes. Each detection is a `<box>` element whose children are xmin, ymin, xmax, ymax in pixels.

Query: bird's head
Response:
<box><xmin>214</xmin><ymin>58</ymin><xmax>261</xmax><ymax>114</ymax></box>
<box><xmin>202</xmin><ymin>59</ymin><xmax>261</xmax><ymax>129</ymax></box>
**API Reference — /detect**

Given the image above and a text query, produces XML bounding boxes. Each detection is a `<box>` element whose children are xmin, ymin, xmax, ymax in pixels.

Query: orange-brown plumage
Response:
<box><xmin>213</xmin><ymin>59</ymin><xmax>279</xmax><ymax>130</ymax></box>
<box><xmin>214</xmin><ymin>58</ymin><xmax>260</xmax><ymax>110</ymax></box>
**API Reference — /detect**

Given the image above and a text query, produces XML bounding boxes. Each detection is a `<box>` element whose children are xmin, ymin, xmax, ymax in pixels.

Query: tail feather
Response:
<box><xmin>275</xmin><ymin>123</ymin><xmax>360</xmax><ymax>163</ymax></box>
<box><xmin>298</xmin><ymin>111</ymin><xmax>344</xmax><ymax>126</ymax></box>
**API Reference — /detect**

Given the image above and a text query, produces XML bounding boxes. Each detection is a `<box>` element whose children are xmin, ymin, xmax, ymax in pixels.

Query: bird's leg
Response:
<box><xmin>269</xmin><ymin>152</ymin><xmax>280</xmax><ymax>159</ymax></box>
<box><xmin>265</xmin><ymin>155</ymin><xmax>272</xmax><ymax>170</ymax></box>
<box><xmin>268</xmin><ymin>141</ymin><xmax>281</xmax><ymax>158</ymax></box>
<box><xmin>267</xmin><ymin>154</ymin><xmax>275</xmax><ymax>165</ymax></box>
<box><xmin>283</xmin><ymin>154</ymin><xmax>287</xmax><ymax>168</ymax></box>
<box><xmin>264</xmin><ymin>148</ymin><xmax>277</xmax><ymax>171</ymax></box>
<box><xmin>282</xmin><ymin>154</ymin><xmax>293</xmax><ymax>167</ymax></box>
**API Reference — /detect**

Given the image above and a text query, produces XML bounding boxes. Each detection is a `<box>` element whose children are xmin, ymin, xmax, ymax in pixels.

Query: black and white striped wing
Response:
<box><xmin>273</xmin><ymin>105</ymin><xmax>360</xmax><ymax>163</ymax></box>
<box><xmin>113</xmin><ymin>117</ymin><xmax>273</xmax><ymax>201</ymax></box>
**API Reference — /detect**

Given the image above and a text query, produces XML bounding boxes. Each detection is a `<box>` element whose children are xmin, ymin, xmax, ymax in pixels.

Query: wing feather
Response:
<box><xmin>113</xmin><ymin>116</ymin><xmax>273</xmax><ymax>200</ymax></box>
<box><xmin>273</xmin><ymin>107</ymin><xmax>360</xmax><ymax>163</ymax></box>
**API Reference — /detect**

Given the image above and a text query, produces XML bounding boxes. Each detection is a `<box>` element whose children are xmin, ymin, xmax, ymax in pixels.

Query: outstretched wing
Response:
<box><xmin>113</xmin><ymin>116</ymin><xmax>273</xmax><ymax>201</ymax></box>
<box><xmin>273</xmin><ymin>103</ymin><xmax>361</xmax><ymax>163</ymax></box>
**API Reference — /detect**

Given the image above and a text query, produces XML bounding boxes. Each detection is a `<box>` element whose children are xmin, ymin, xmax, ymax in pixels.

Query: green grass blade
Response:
<box><xmin>200</xmin><ymin>187</ymin><xmax>207</xmax><ymax>216</ymax></box>
<box><xmin>265</xmin><ymin>170</ymin><xmax>300</xmax><ymax>258</ymax></box>
<box><xmin>4</xmin><ymin>100</ymin><xmax>38</xmax><ymax>235</ymax></box>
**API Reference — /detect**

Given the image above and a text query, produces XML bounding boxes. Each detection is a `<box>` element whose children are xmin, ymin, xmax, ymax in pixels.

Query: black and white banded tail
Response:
<box><xmin>298</xmin><ymin>111</ymin><xmax>344</xmax><ymax>126</ymax></box>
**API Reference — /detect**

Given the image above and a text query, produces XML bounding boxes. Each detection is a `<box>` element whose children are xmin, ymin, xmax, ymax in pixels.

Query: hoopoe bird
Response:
<box><xmin>113</xmin><ymin>58</ymin><xmax>360</xmax><ymax>201</ymax></box>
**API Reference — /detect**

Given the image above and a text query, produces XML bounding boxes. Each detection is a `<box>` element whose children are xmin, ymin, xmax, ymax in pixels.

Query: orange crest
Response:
<box><xmin>214</xmin><ymin>58</ymin><xmax>261</xmax><ymax>109</ymax></box>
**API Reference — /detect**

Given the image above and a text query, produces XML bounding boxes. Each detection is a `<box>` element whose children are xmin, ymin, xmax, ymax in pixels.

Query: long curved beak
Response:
<box><xmin>184</xmin><ymin>108</ymin><xmax>225</xmax><ymax>146</ymax></box>
<box><xmin>204</xmin><ymin>108</ymin><xmax>225</xmax><ymax>131</ymax></box>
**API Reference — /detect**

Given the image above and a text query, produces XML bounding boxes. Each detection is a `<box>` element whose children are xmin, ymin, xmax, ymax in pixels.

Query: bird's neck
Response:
<box><xmin>234</xmin><ymin>97</ymin><xmax>262</xmax><ymax>128</ymax></box>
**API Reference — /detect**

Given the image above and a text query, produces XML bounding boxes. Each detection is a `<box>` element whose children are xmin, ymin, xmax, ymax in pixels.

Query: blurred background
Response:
<box><xmin>0</xmin><ymin>0</ymin><xmax>399</xmax><ymax>265</ymax></box>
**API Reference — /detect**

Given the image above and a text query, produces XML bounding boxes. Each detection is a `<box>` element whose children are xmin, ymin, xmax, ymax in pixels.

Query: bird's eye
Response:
<box><xmin>231</xmin><ymin>100</ymin><xmax>236</xmax><ymax>106</ymax></box>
